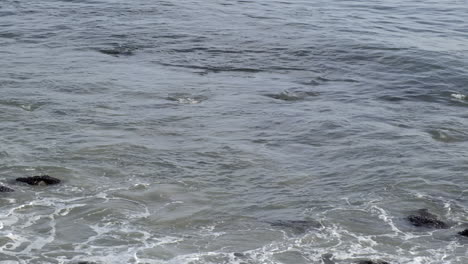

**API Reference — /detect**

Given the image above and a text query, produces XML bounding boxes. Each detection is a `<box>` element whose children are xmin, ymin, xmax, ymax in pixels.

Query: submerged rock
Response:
<box><xmin>270</xmin><ymin>219</ymin><xmax>322</xmax><ymax>233</ymax></box>
<box><xmin>0</xmin><ymin>185</ymin><xmax>14</xmax><ymax>192</ymax></box>
<box><xmin>16</xmin><ymin>175</ymin><xmax>61</xmax><ymax>186</ymax></box>
<box><xmin>407</xmin><ymin>209</ymin><xmax>448</xmax><ymax>229</ymax></box>
<box><xmin>459</xmin><ymin>229</ymin><xmax>468</xmax><ymax>237</ymax></box>
<box><xmin>265</xmin><ymin>90</ymin><xmax>319</xmax><ymax>101</ymax></box>
<box><xmin>97</xmin><ymin>45</ymin><xmax>135</xmax><ymax>56</ymax></box>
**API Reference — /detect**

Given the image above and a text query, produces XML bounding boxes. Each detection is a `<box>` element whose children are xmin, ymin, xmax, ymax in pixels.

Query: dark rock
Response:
<box><xmin>233</xmin><ymin>252</ymin><xmax>245</xmax><ymax>258</ymax></box>
<box><xmin>270</xmin><ymin>219</ymin><xmax>322</xmax><ymax>233</ymax></box>
<box><xmin>357</xmin><ymin>260</ymin><xmax>390</xmax><ymax>264</ymax></box>
<box><xmin>407</xmin><ymin>209</ymin><xmax>448</xmax><ymax>229</ymax></box>
<box><xmin>0</xmin><ymin>185</ymin><xmax>14</xmax><ymax>192</ymax></box>
<box><xmin>16</xmin><ymin>175</ymin><xmax>61</xmax><ymax>186</ymax></box>
<box><xmin>459</xmin><ymin>229</ymin><xmax>468</xmax><ymax>237</ymax></box>
<box><xmin>407</xmin><ymin>215</ymin><xmax>448</xmax><ymax>229</ymax></box>
<box><xmin>416</xmin><ymin>208</ymin><xmax>437</xmax><ymax>218</ymax></box>
<box><xmin>321</xmin><ymin>253</ymin><xmax>335</xmax><ymax>264</ymax></box>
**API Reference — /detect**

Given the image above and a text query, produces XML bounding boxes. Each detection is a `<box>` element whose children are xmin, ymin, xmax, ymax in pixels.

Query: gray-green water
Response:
<box><xmin>1</xmin><ymin>0</ymin><xmax>467</xmax><ymax>263</ymax></box>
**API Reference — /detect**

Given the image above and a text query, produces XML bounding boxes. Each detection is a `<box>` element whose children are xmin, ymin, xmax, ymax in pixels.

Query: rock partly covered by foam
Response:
<box><xmin>321</xmin><ymin>253</ymin><xmax>335</xmax><ymax>264</ymax></box>
<box><xmin>459</xmin><ymin>229</ymin><xmax>468</xmax><ymax>237</ymax></box>
<box><xmin>407</xmin><ymin>209</ymin><xmax>448</xmax><ymax>229</ymax></box>
<box><xmin>0</xmin><ymin>185</ymin><xmax>14</xmax><ymax>192</ymax></box>
<box><xmin>16</xmin><ymin>175</ymin><xmax>61</xmax><ymax>186</ymax></box>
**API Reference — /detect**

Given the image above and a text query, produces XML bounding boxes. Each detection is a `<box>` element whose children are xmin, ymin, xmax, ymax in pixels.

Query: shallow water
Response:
<box><xmin>1</xmin><ymin>0</ymin><xmax>467</xmax><ymax>263</ymax></box>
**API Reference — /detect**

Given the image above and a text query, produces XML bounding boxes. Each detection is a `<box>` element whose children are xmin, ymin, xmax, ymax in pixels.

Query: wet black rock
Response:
<box><xmin>16</xmin><ymin>175</ymin><xmax>61</xmax><ymax>186</ymax></box>
<box><xmin>357</xmin><ymin>260</ymin><xmax>390</xmax><ymax>264</ymax></box>
<box><xmin>459</xmin><ymin>229</ymin><xmax>468</xmax><ymax>237</ymax></box>
<box><xmin>359</xmin><ymin>261</ymin><xmax>389</xmax><ymax>264</ymax></box>
<box><xmin>233</xmin><ymin>252</ymin><xmax>246</xmax><ymax>258</ymax></box>
<box><xmin>407</xmin><ymin>209</ymin><xmax>448</xmax><ymax>229</ymax></box>
<box><xmin>0</xmin><ymin>185</ymin><xmax>14</xmax><ymax>192</ymax></box>
<box><xmin>270</xmin><ymin>219</ymin><xmax>322</xmax><ymax>233</ymax></box>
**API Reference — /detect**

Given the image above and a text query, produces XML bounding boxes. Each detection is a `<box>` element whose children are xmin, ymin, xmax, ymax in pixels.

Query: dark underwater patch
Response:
<box><xmin>264</xmin><ymin>90</ymin><xmax>319</xmax><ymax>101</ymax></box>
<box><xmin>97</xmin><ymin>45</ymin><xmax>137</xmax><ymax>57</ymax></box>
<box><xmin>269</xmin><ymin>219</ymin><xmax>322</xmax><ymax>233</ymax></box>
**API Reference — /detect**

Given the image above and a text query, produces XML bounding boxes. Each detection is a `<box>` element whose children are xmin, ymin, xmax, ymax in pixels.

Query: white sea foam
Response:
<box><xmin>2</xmin><ymin>184</ymin><xmax>466</xmax><ymax>264</ymax></box>
<box><xmin>451</xmin><ymin>93</ymin><xmax>466</xmax><ymax>100</ymax></box>
<box><xmin>176</xmin><ymin>97</ymin><xmax>200</xmax><ymax>104</ymax></box>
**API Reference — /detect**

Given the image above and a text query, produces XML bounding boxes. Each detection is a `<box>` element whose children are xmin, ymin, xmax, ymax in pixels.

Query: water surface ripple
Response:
<box><xmin>1</xmin><ymin>0</ymin><xmax>467</xmax><ymax>263</ymax></box>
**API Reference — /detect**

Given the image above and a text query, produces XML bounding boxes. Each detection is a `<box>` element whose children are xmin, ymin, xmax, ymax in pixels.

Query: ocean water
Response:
<box><xmin>0</xmin><ymin>0</ymin><xmax>467</xmax><ymax>263</ymax></box>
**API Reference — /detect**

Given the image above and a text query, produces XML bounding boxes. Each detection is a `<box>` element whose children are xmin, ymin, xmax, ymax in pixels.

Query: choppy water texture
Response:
<box><xmin>1</xmin><ymin>0</ymin><xmax>468</xmax><ymax>263</ymax></box>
